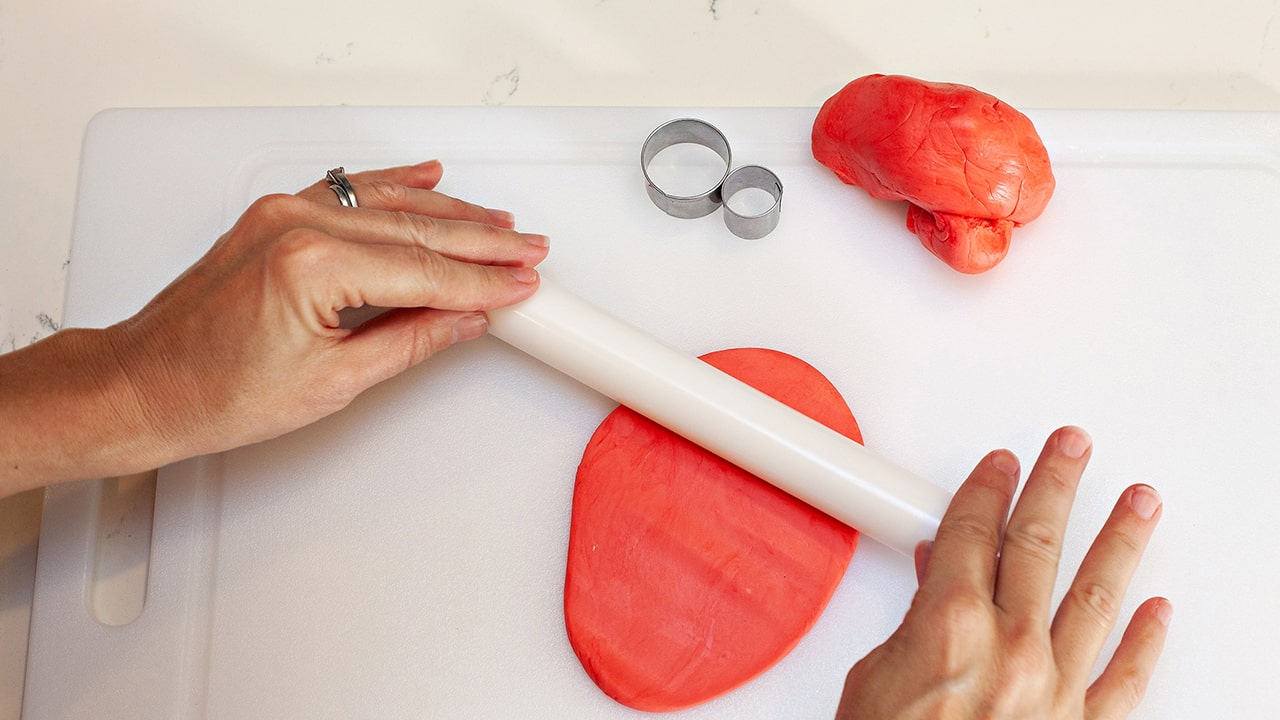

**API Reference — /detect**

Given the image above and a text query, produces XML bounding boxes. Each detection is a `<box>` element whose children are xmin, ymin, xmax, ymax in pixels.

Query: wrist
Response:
<box><xmin>97</xmin><ymin>321</ymin><xmax>192</xmax><ymax>468</ymax></box>
<box><xmin>0</xmin><ymin>326</ymin><xmax>177</xmax><ymax>496</ymax></box>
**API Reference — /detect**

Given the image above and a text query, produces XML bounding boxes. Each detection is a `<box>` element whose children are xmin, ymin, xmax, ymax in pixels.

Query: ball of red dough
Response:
<box><xmin>812</xmin><ymin>74</ymin><xmax>1055</xmax><ymax>273</ymax></box>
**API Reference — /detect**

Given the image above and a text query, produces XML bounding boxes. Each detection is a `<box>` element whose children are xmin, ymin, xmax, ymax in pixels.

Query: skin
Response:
<box><xmin>0</xmin><ymin>167</ymin><xmax>1166</xmax><ymax>715</ymax></box>
<box><xmin>835</xmin><ymin>426</ymin><xmax>1170</xmax><ymax>719</ymax></box>
<box><xmin>0</xmin><ymin>161</ymin><xmax>548</xmax><ymax>497</ymax></box>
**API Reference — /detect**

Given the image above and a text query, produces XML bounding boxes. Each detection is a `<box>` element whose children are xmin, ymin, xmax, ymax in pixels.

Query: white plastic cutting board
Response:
<box><xmin>25</xmin><ymin>107</ymin><xmax>1280</xmax><ymax>718</ymax></box>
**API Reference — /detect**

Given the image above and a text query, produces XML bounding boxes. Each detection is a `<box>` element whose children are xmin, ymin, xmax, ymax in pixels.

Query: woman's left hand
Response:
<box><xmin>101</xmin><ymin>161</ymin><xmax>549</xmax><ymax>471</ymax></box>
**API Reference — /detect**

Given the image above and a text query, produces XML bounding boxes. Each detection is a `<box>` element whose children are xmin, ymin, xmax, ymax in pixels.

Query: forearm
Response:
<box><xmin>0</xmin><ymin>162</ymin><xmax>547</xmax><ymax>500</ymax></box>
<box><xmin>0</xmin><ymin>327</ymin><xmax>171</xmax><ymax>498</ymax></box>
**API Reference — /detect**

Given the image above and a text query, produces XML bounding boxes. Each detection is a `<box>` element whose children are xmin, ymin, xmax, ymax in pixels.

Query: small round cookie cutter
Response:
<box><xmin>641</xmin><ymin>117</ymin><xmax>783</xmax><ymax>238</ymax></box>
<box><xmin>721</xmin><ymin>165</ymin><xmax>783</xmax><ymax>240</ymax></box>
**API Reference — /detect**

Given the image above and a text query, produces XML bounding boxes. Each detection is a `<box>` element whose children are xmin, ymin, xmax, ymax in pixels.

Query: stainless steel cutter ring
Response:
<box><xmin>721</xmin><ymin>165</ymin><xmax>783</xmax><ymax>240</ymax></box>
<box><xmin>641</xmin><ymin>118</ymin><xmax>732</xmax><ymax>219</ymax></box>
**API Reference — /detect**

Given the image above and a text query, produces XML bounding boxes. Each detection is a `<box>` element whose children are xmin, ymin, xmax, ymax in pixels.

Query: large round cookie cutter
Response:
<box><xmin>641</xmin><ymin>117</ymin><xmax>783</xmax><ymax>238</ymax></box>
<box><xmin>641</xmin><ymin>118</ymin><xmax>732</xmax><ymax>219</ymax></box>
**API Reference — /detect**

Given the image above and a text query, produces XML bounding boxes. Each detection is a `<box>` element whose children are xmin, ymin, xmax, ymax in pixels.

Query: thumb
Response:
<box><xmin>914</xmin><ymin>540</ymin><xmax>934</xmax><ymax>586</ymax></box>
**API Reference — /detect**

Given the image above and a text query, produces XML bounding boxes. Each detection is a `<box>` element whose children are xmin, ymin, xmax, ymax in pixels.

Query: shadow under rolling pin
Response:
<box><xmin>487</xmin><ymin>279</ymin><xmax>953</xmax><ymax>557</ymax></box>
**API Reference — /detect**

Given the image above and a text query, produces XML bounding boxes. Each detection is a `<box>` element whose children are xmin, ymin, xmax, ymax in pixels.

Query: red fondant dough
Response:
<box><xmin>564</xmin><ymin>347</ymin><xmax>861</xmax><ymax>711</ymax></box>
<box><xmin>812</xmin><ymin>74</ymin><xmax>1055</xmax><ymax>274</ymax></box>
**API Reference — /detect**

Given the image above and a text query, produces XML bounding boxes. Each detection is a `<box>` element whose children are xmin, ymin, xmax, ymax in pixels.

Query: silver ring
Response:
<box><xmin>326</xmin><ymin>167</ymin><xmax>359</xmax><ymax>208</ymax></box>
<box><xmin>641</xmin><ymin>118</ymin><xmax>731</xmax><ymax>219</ymax></box>
<box><xmin>721</xmin><ymin>165</ymin><xmax>783</xmax><ymax>240</ymax></box>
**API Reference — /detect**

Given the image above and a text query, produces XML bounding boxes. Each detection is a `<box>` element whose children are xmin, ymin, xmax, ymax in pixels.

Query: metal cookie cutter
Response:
<box><xmin>721</xmin><ymin>165</ymin><xmax>783</xmax><ymax>240</ymax></box>
<box><xmin>641</xmin><ymin>118</ymin><xmax>732</xmax><ymax>219</ymax></box>
<box><xmin>641</xmin><ymin>118</ymin><xmax>783</xmax><ymax>238</ymax></box>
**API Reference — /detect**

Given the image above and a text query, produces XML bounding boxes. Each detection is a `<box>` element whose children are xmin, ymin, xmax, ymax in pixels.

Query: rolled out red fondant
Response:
<box><xmin>564</xmin><ymin>347</ymin><xmax>861</xmax><ymax>711</ymax></box>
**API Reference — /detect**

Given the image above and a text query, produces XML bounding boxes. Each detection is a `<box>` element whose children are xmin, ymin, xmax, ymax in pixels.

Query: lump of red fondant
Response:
<box><xmin>812</xmin><ymin>73</ymin><xmax>1055</xmax><ymax>273</ymax></box>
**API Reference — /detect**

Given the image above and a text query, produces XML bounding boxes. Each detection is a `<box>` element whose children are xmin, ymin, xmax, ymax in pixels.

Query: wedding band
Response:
<box><xmin>641</xmin><ymin>118</ymin><xmax>732</xmax><ymax>219</ymax></box>
<box><xmin>721</xmin><ymin>165</ymin><xmax>783</xmax><ymax>240</ymax></box>
<box><xmin>326</xmin><ymin>167</ymin><xmax>359</xmax><ymax>208</ymax></box>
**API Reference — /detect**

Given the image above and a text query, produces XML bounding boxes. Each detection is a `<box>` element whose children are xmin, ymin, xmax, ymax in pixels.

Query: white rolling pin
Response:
<box><xmin>486</xmin><ymin>279</ymin><xmax>953</xmax><ymax>557</ymax></box>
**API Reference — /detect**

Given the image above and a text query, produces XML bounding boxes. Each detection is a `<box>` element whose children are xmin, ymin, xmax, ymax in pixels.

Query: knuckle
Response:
<box><xmin>1093</xmin><ymin>663</ymin><xmax>1151</xmax><ymax>711</ymax></box>
<box><xmin>918</xmin><ymin>593</ymin><xmax>994</xmax><ymax>679</ymax></box>
<box><xmin>448</xmin><ymin>195</ymin><xmax>482</xmax><ymax>219</ymax></box>
<box><xmin>363</xmin><ymin>179</ymin><xmax>407</xmax><ymax>207</ymax></box>
<box><xmin>1037</xmin><ymin>465</ymin><xmax>1078</xmax><ymax>494</ymax></box>
<box><xmin>1002</xmin><ymin>616</ymin><xmax>1051</xmax><ymax>668</ymax></box>
<box><xmin>1108</xmin><ymin>525</ymin><xmax>1148</xmax><ymax>557</ymax></box>
<box><xmin>404</xmin><ymin>319</ymin><xmax>446</xmax><ymax>369</ymax></box>
<box><xmin>237</xmin><ymin>194</ymin><xmax>309</xmax><ymax>239</ymax></box>
<box><xmin>1067</xmin><ymin>580</ymin><xmax>1122</xmax><ymax>629</ymax></box>
<box><xmin>393</xmin><ymin>211</ymin><xmax>440</xmax><ymax>246</ymax></box>
<box><xmin>938</xmin><ymin>513</ymin><xmax>1001</xmax><ymax>553</ymax></box>
<box><xmin>1116</xmin><ymin>666</ymin><xmax>1152</xmax><ymax>708</ymax></box>
<box><xmin>411</xmin><ymin>248</ymin><xmax>449</xmax><ymax>295</ymax></box>
<box><xmin>1002</xmin><ymin>519</ymin><xmax>1062</xmax><ymax>563</ymax></box>
<box><xmin>269</xmin><ymin>229</ymin><xmax>335</xmax><ymax>283</ymax></box>
<box><xmin>247</xmin><ymin>193</ymin><xmax>307</xmax><ymax>224</ymax></box>
<box><xmin>934</xmin><ymin>591</ymin><xmax>992</xmax><ymax>638</ymax></box>
<box><xmin>458</xmin><ymin>215</ymin><xmax>503</xmax><ymax>243</ymax></box>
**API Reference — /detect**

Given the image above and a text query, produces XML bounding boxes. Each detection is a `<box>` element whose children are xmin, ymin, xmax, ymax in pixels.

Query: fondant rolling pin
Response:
<box><xmin>486</xmin><ymin>279</ymin><xmax>954</xmax><ymax>557</ymax></box>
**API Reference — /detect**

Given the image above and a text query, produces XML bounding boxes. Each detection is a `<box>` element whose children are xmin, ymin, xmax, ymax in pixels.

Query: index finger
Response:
<box><xmin>274</xmin><ymin>230</ymin><xmax>540</xmax><ymax>331</ymax></box>
<box><xmin>921</xmin><ymin>449</ymin><xmax>1020</xmax><ymax>598</ymax></box>
<box><xmin>337</xmin><ymin>241</ymin><xmax>540</xmax><ymax>314</ymax></box>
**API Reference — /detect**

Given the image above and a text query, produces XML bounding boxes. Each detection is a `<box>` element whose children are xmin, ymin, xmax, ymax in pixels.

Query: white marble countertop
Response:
<box><xmin>4</xmin><ymin>0</ymin><xmax>1280</xmax><ymax>715</ymax></box>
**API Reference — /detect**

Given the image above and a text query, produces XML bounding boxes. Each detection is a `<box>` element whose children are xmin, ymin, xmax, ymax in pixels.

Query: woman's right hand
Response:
<box><xmin>835</xmin><ymin>426</ymin><xmax>1170</xmax><ymax>720</ymax></box>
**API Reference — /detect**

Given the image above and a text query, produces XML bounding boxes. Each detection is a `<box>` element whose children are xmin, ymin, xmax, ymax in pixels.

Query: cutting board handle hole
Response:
<box><xmin>90</xmin><ymin>470</ymin><xmax>157</xmax><ymax>627</ymax></box>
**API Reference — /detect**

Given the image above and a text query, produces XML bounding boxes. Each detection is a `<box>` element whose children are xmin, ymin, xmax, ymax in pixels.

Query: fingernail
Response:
<box><xmin>1129</xmin><ymin>484</ymin><xmax>1162</xmax><ymax>520</ymax></box>
<box><xmin>1154</xmin><ymin>598</ymin><xmax>1174</xmax><ymax>626</ymax></box>
<box><xmin>521</xmin><ymin>233</ymin><xmax>550</xmax><ymax>247</ymax></box>
<box><xmin>489</xmin><ymin>209</ymin><xmax>516</xmax><ymax>227</ymax></box>
<box><xmin>509</xmin><ymin>266</ymin><xmax>540</xmax><ymax>284</ymax></box>
<box><xmin>414</xmin><ymin>159</ymin><xmax>442</xmax><ymax>169</ymax></box>
<box><xmin>991</xmin><ymin>449</ymin><xmax>1020</xmax><ymax>477</ymax></box>
<box><xmin>451</xmin><ymin>313</ymin><xmax>488</xmax><ymax>343</ymax></box>
<box><xmin>1058</xmin><ymin>426</ymin><xmax>1092</xmax><ymax>459</ymax></box>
